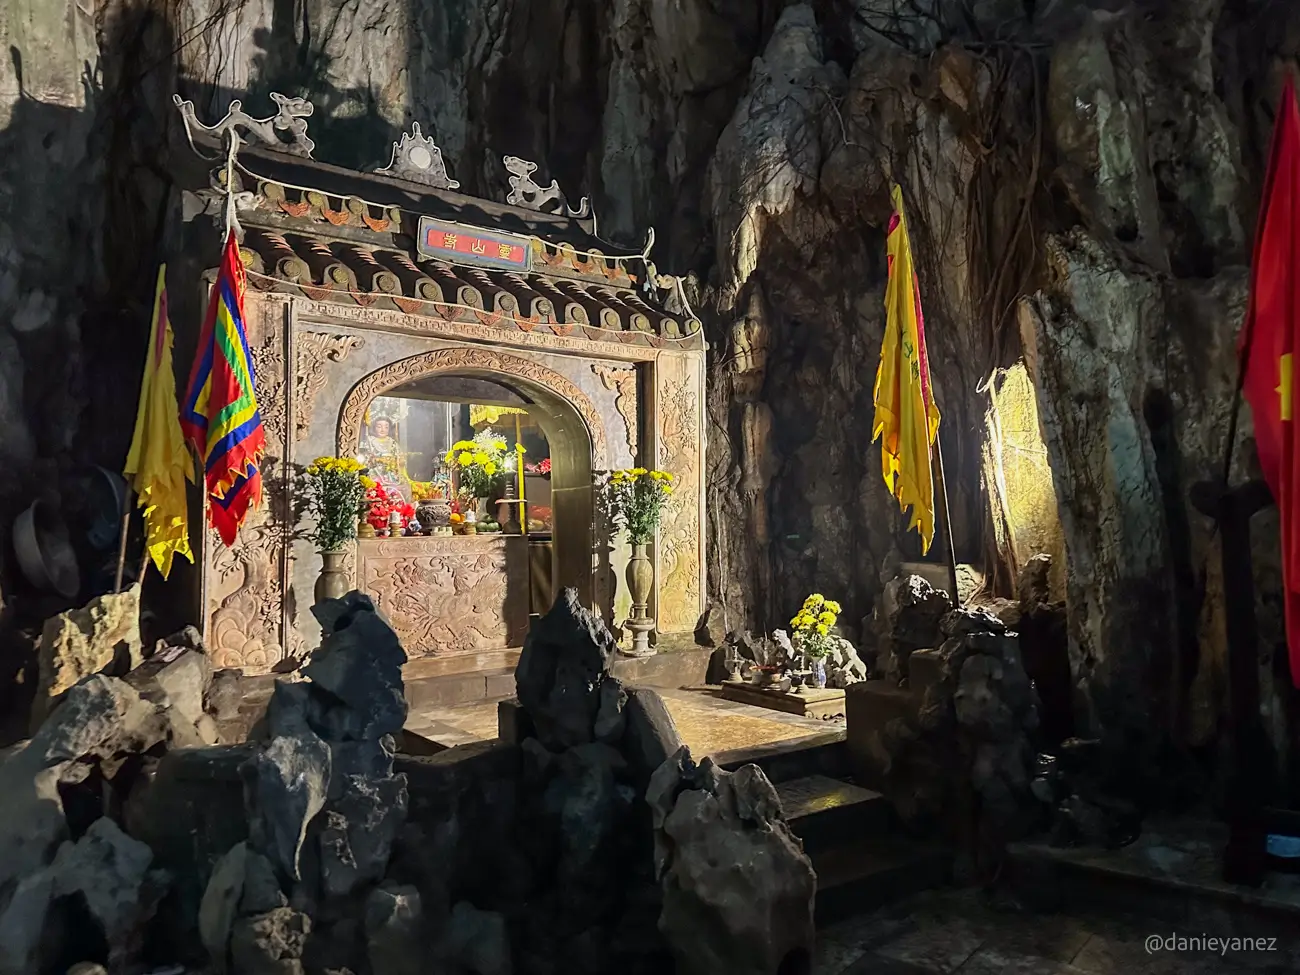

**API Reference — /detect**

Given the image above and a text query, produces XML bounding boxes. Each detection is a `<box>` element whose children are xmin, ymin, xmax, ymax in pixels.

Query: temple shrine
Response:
<box><xmin>173</xmin><ymin>96</ymin><xmax>707</xmax><ymax>686</ymax></box>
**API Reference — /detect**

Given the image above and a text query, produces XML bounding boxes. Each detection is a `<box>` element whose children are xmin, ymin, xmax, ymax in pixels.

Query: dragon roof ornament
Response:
<box><xmin>375</xmin><ymin>123</ymin><xmax>460</xmax><ymax>190</ymax></box>
<box><xmin>503</xmin><ymin>155</ymin><xmax>591</xmax><ymax>221</ymax></box>
<box><xmin>174</xmin><ymin>92</ymin><xmax>316</xmax><ymax>158</ymax></box>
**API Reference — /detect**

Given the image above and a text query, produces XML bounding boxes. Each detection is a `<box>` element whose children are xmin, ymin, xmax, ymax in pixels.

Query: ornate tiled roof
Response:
<box><xmin>175</xmin><ymin>93</ymin><xmax>703</xmax><ymax>350</ymax></box>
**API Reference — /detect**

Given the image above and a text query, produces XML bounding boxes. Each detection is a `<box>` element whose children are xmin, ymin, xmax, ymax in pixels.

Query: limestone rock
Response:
<box><xmin>49</xmin><ymin>817</ymin><xmax>160</xmax><ymax>957</ymax></box>
<box><xmin>875</xmin><ymin>574</ymin><xmax>953</xmax><ymax>682</ymax></box>
<box><xmin>318</xmin><ymin>774</ymin><xmax>408</xmax><ymax>900</ymax></box>
<box><xmin>1017</xmin><ymin>554</ymin><xmax>1054</xmax><ymax>609</ymax></box>
<box><xmin>620</xmin><ymin>687</ymin><xmax>684</xmax><ymax>788</ymax></box>
<box><xmin>693</xmin><ymin>603</ymin><xmax>727</xmax><ymax>648</ymax></box>
<box><xmin>439</xmin><ymin>901</ymin><xmax>512</xmax><ymax>975</ymax></box>
<box><xmin>304</xmin><ymin>593</ymin><xmax>408</xmax><ymax>740</ymax></box>
<box><xmin>200</xmin><ymin>842</ymin><xmax>287</xmax><ymax>971</ymax></box>
<box><xmin>0</xmin><ymin>675</ymin><xmax>167</xmax><ymax>897</ymax></box>
<box><xmin>200</xmin><ymin>842</ymin><xmax>252</xmax><ymax>968</ymax></box>
<box><xmin>242</xmin><ymin>732</ymin><xmax>331</xmax><ymax>882</ymax></box>
<box><xmin>649</xmin><ymin>747</ymin><xmax>815</xmax><ymax>975</ymax></box>
<box><xmin>364</xmin><ymin>885</ymin><xmax>424</xmax><ymax>975</ymax></box>
<box><xmin>515</xmin><ymin>588</ymin><xmax>619</xmax><ymax>751</ymax></box>
<box><xmin>825</xmin><ymin>637</ymin><xmax>868</xmax><ymax>689</ymax></box>
<box><xmin>229</xmin><ymin>907</ymin><xmax>311</xmax><ymax>975</ymax></box>
<box><xmin>34</xmin><ymin>585</ymin><xmax>143</xmax><ymax>721</ymax></box>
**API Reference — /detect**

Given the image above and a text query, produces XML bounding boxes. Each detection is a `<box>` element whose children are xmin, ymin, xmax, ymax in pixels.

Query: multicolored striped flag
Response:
<box><xmin>123</xmin><ymin>265</ymin><xmax>193</xmax><ymax>579</ymax></box>
<box><xmin>181</xmin><ymin>231</ymin><xmax>266</xmax><ymax>547</ymax></box>
<box><xmin>872</xmin><ymin>184</ymin><xmax>941</xmax><ymax>554</ymax></box>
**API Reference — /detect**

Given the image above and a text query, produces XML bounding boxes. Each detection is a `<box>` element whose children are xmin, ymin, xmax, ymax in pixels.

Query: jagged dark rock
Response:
<box><xmin>648</xmin><ymin>746</ymin><xmax>815</xmax><ymax>975</ymax></box>
<box><xmin>515</xmin><ymin>589</ymin><xmax>620</xmax><ymax>752</ymax></box>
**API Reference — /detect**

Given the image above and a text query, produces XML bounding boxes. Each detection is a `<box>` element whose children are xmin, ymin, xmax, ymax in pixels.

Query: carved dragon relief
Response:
<box><xmin>174</xmin><ymin>92</ymin><xmax>315</xmax><ymax>157</ymax></box>
<box><xmin>655</xmin><ymin>362</ymin><xmax>703</xmax><ymax>630</ymax></box>
<box><xmin>206</xmin><ymin>298</ymin><xmax>294</xmax><ymax>673</ymax></box>
<box><xmin>592</xmin><ymin>363</ymin><xmax>638</xmax><ymax>457</ymax></box>
<box><xmin>362</xmin><ymin>549</ymin><xmax>527</xmax><ymax>655</ymax></box>
<box><xmin>337</xmin><ymin>347</ymin><xmax>609</xmax><ymax>469</ymax></box>
<box><xmin>295</xmin><ymin>332</ymin><xmax>365</xmax><ymax>441</ymax></box>
<box><xmin>503</xmin><ymin>156</ymin><xmax>591</xmax><ymax>219</ymax></box>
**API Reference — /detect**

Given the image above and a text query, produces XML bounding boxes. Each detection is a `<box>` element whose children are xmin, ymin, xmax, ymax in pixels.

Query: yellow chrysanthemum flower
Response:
<box><xmin>360</xmin><ymin>476</ymin><xmax>376</xmax><ymax>490</ymax></box>
<box><xmin>459</xmin><ymin>452</ymin><xmax>473</xmax><ymax>467</ymax></box>
<box><xmin>818</xmin><ymin>612</ymin><xmax>835</xmax><ymax>625</ymax></box>
<box><xmin>825</xmin><ymin>600</ymin><xmax>842</xmax><ymax>614</ymax></box>
<box><xmin>815</xmin><ymin>624</ymin><xmax>829</xmax><ymax>636</ymax></box>
<box><xmin>473</xmin><ymin>451</ymin><xmax>489</xmax><ymax>465</ymax></box>
<box><xmin>484</xmin><ymin>461</ymin><xmax>497</xmax><ymax>476</ymax></box>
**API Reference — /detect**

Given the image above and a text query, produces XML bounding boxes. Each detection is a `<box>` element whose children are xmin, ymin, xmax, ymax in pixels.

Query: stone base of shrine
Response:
<box><xmin>401</xmin><ymin>643</ymin><xmax>714</xmax><ymax>710</ymax></box>
<box><xmin>719</xmin><ymin>681</ymin><xmax>847</xmax><ymax>719</ymax></box>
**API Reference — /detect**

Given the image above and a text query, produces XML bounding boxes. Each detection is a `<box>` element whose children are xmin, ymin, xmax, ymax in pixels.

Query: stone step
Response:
<box><xmin>1005</xmin><ymin>830</ymin><xmax>1300</xmax><ymax>943</ymax></box>
<box><xmin>716</xmin><ymin>733</ymin><xmax>849</xmax><ymax>784</ymax></box>
<box><xmin>404</xmin><ymin>666</ymin><xmax>516</xmax><ymax>709</ymax></box>
<box><xmin>776</xmin><ymin>775</ymin><xmax>891</xmax><ymax>855</ymax></box>
<box><xmin>811</xmin><ymin>836</ymin><xmax>951</xmax><ymax>926</ymax></box>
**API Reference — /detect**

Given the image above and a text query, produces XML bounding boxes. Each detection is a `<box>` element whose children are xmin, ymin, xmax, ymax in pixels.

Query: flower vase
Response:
<box><xmin>624</xmin><ymin>542</ymin><xmax>656</xmax><ymax>656</ymax></box>
<box><xmin>314</xmin><ymin>550</ymin><xmax>349</xmax><ymax>605</ymax></box>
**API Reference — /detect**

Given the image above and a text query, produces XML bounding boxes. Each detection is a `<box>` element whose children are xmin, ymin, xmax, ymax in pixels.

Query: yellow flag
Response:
<box><xmin>871</xmin><ymin>185</ymin><xmax>941</xmax><ymax>553</ymax></box>
<box><xmin>123</xmin><ymin>265</ymin><xmax>194</xmax><ymax>579</ymax></box>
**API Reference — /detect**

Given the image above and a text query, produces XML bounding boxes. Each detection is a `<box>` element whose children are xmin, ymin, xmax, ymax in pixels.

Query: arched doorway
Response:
<box><xmin>337</xmin><ymin>348</ymin><xmax>609</xmax><ymax>607</ymax></box>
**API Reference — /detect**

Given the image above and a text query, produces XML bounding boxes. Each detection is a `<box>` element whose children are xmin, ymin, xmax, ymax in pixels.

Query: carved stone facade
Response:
<box><xmin>203</xmin><ymin>296</ymin><xmax>296</xmax><ymax>671</ymax></box>
<box><xmin>202</xmin><ymin>294</ymin><xmax>704</xmax><ymax>672</ymax></box>
<box><xmin>358</xmin><ymin>535</ymin><xmax>529</xmax><ymax>656</ymax></box>
<box><xmin>592</xmin><ymin>363</ymin><xmax>639</xmax><ymax>457</ymax></box>
<box><xmin>653</xmin><ymin>353</ymin><xmax>706</xmax><ymax>632</ymax></box>
<box><xmin>295</xmin><ymin>331</ymin><xmax>364</xmax><ymax>441</ymax></box>
<box><xmin>336</xmin><ymin>346</ymin><xmax>610</xmax><ymax>468</ymax></box>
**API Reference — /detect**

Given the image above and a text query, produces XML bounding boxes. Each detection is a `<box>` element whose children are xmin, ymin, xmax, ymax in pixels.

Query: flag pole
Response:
<box><xmin>932</xmin><ymin>434</ymin><xmax>961</xmax><ymax>603</ymax></box>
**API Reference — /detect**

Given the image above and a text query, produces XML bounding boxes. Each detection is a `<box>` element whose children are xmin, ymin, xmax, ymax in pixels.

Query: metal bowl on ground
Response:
<box><xmin>14</xmin><ymin>499</ymin><xmax>81</xmax><ymax>598</ymax></box>
<box><xmin>87</xmin><ymin>465</ymin><xmax>128</xmax><ymax>551</ymax></box>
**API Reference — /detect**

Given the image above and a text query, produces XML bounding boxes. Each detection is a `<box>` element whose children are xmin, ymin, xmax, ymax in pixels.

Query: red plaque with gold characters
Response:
<box><xmin>416</xmin><ymin>217</ymin><xmax>532</xmax><ymax>272</ymax></box>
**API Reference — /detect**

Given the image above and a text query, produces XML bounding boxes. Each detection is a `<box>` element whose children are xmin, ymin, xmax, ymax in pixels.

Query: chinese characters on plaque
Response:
<box><xmin>416</xmin><ymin>217</ymin><xmax>531</xmax><ymax>271</ymax></box>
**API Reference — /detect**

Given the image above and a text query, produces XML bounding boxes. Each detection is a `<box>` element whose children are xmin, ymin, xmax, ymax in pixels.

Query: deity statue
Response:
<box><xmin>359</xmin><ymin>409</ymin><xmax>410</xmax><ymax>495</ymax></box>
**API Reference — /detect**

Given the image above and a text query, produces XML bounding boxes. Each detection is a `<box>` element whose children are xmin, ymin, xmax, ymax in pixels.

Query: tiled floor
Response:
<box><xmin>405</xmin><ymin>685</ymin><xmax>844</xmax><ymax>758</ymax></box>
<box><xmin>814</xmin><ymin>888</ymin><xmax>1299</xmax><ymax>974</ymax></box>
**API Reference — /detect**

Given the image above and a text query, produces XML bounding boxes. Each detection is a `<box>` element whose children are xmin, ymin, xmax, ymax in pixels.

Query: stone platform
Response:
<box><xmin>719</xmin><ymin>680</ymin><xmax>847</xmax><ymax>719</ymax></box>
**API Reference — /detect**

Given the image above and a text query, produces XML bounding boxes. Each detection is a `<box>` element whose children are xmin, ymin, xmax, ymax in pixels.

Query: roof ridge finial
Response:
<box><xmin>375</xmin><ymin>122</ymin><xmax>460</xmax><ymax>190</ymax></box>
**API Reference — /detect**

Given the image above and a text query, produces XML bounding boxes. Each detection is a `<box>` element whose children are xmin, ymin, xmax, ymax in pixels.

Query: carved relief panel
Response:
<box><xmin>357</xmin><ymin>535</ymin><xmax>530</xmax><ymax>656</ymax></box>
<box><xmin>652</xmin><ymin>352</ymin><xmax>706</xmax><ymax>632</ymax></box>
<box><xmin>204</xmin><ymin>294</ymin><xmax>297</xmax><ymax>672</ymax></box>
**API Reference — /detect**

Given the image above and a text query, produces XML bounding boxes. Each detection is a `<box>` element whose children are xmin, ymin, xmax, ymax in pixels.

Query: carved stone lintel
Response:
<box><xmin>375</xmin><ymin>123</ymin><xmax>460</xmax><ymax>190</ymax></box>
<box><xmin>338</xmin><ymin>347</ymin><xmax>609</xmax><ymax>469</ymax></box>
<box><xmin>295</xmin><ymin>332</ymin><xmax>366</xmax><ymax>441</ymax></box>
<box><xmin>174</xmin><ymin>92</ymin><xmax>315</xmax><ymax>157</ymax></box>
<box><xmin>503</xmin><ymin>155</ymin><xmax>591</xmax><ymax>219</ymax></box>
<box><xmin>592</xmin><ymin>363</ymin><xmax>638</xmax><ymax>457</ymax></box>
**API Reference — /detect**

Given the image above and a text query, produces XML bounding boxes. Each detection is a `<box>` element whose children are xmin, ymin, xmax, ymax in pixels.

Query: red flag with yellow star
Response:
<box><xmin>1240</xmin><ymin>73</ymin><xmax>1300</xmax><ymax>687</ymax></box>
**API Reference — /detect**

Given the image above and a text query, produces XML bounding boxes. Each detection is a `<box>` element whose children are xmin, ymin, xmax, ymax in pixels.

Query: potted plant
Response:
<box><xmin>444</xmin><ymin>429</ymin><xmax>525</xmax><ymax>520</ymax></box>
<box><xmin>604</xmin><ymin>467</ymin><xmax>674</xmax><ymax>656</ymax></box>
<box><xmin>789</xmin><ymin>594</ymin><xmax>842</xmax><ymax>689</ymax></box>
<box><xmin>301</xmin><ymin>457</ymin><xmax>369</xmax><ymax>603</ymax></box>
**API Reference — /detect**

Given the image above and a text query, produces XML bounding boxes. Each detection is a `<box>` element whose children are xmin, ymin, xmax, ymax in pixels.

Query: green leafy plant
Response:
<box><xmin>605</xmin><ymin>468</ymin><xmax>674</xmax><ymax>545</ymax></box>
<box><xmin>301</xmin><ymin>456</ymin><xmax>370</xmax><ymax>552</ymax></box>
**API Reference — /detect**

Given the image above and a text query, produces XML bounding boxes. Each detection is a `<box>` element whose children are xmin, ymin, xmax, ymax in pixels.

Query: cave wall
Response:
<box><xmin>2</xmin><ymin>0</ymin><xmax>1298</xmax><ymax>795</ymax></box>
